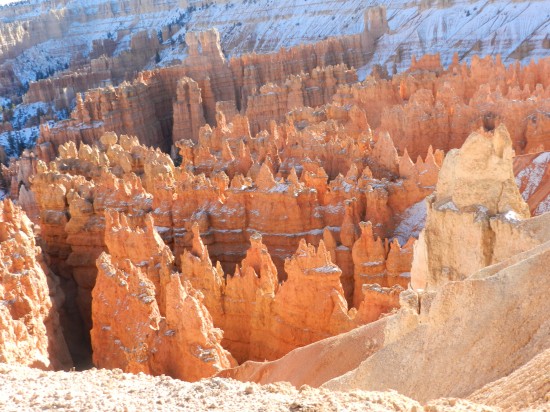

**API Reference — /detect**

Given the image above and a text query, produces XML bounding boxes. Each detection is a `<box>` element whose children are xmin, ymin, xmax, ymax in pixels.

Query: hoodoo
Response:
<box><xmin>0</xmin><ymin>0</ymin><xmax>549</xmax><ymax>410</ymax></box>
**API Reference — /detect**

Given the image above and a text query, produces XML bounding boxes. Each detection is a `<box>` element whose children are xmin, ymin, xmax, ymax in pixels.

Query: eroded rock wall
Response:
<box><xmin>0</xmin><ymin>199</ymin><xmax>72</xmax><ymax>370</ymax></box>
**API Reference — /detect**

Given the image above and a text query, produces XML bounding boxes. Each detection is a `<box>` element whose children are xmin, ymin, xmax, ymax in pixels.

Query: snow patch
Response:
<box><xmin>516</xmin><ymin>152</ymin><xmax>550</xmax><ymax>201</ymax></box>
<box><xmin>535</xmin><ymin>195</ymin><xmax>550</xmax><ymax>216</ymax></box>
<box><xmin>394</xmin><ymin>200</ymin><xmax>427</xmax><ymax>245</ymax></box>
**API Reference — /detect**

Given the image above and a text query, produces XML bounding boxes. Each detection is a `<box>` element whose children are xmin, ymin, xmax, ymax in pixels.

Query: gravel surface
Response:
<box><xmin>0</xmin><ymin>363</ymin><xmax>423</xmax><ymax>411</ymax></box>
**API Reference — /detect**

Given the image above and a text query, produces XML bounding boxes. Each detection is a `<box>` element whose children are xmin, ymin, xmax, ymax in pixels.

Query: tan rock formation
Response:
<box><xmin>325</xmin><ymin>233</ymin><xmax>550</xmax><ymax>402</ymax></box>
<box><xmin>411</xmin><ymin>125</ymin><xmax>531</xmax><ymax>290</ymax></box>
<box><xmin>0</xmin><ymin>199</ymin><xmax>72</xmax><ymax>370</ymax></box>
<box><xmin>172</xmin><ymin>77</ymin><xmax>206</xmax><ymax>143</ymax></box>
<box><xmin>468</xmin><ymin>347</ymin><xmax>550</xmax><ymax>411</ymax></box>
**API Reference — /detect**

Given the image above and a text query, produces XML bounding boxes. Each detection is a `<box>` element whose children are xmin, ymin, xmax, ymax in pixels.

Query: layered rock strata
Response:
<box><xmin>36</xmin><ymin>47</ymin><xmax>550</xmax><ymax>167</ymax></box>
<box><xmin>31</xmin><ymin>130</ymin><xmax>428</xmax><ymax>328</ymax></box>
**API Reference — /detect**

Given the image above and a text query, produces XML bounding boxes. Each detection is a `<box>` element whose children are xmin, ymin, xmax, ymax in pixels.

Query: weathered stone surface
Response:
<box><xmin>411</xmin><ymin>125</ymin><xmax>531</xmax><ymax>290</ymax></box>
<box><xmin>0</xmin><ymin>199</ymin><xmax>72</xmax><ymax>370</ymax></box>
<box><xmin>31</xmin><ymin>132</ymin><xmax>423</xmax><ymax>330</ymax></box>
<box><xmin>91</xmin><ymin>211</ymin><xmax>236</xmax><ymax>381</ymax></box>
<box><xmin>222</xmin><ymin>128</ymin><xmax>550</xmax><ymax>410</ymax></box>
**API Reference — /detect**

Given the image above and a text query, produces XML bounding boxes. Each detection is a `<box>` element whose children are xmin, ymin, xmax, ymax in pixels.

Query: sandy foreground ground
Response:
<box><xmin>0</xmin><ymin>363</ymin><xmax>498</xmax><ymax>412</ymax></box>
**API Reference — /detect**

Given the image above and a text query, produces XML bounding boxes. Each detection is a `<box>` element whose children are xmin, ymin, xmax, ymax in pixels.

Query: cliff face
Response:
<box><xmin>35</xmin><ymin>29</ymin><xmax>367</xmax><ymax>159</ymax></box>
<box><xmin>2</xmin><ymin>0</ymin><xmax>548</xmax><ymax>176</ymax></box>
<box><xmin>34</xmin><ymin>41</ymin><xmax>550</xmax><ymax>176</ymax></box>
<box><xmin>23</xmin><ymin>29</ymin><xmax>161</xmax><ymax>110</ymax></box>
<box><xmin>221</xmin><ymin>125</ymin><xmax>550</xmax><ymax>410</ymax></box>
<box><xmin>91</xmin><ymin>211</ymin><xmax>236</xmax><ymax>381</ymax></box>
<box><xmin>411</xmin><ymin>125</ymin><xmax>531</xmax><ymax>290</ymax></box>
<box><xmin>0</xmin><ymin>199</ymin><xmax>72</xmax><ymax>370</ymax></box>
<box><xmin>28</xmin><ymin>129</ymin><xmax>425</xmax><ymax>370</ymax></box>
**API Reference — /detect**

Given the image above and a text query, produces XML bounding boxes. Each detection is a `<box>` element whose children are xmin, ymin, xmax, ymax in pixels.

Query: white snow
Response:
<box><xmin>393</xmin><ymin>199</ymin><xmax>427</xmax><ymax>245</ymax></box>
<box><xmin>268</xmin><ymin>182</ymin><xmax>288</xmax><ymax>193</ymax></box>
<box><xmin>535</xmin><ymin>195</ymin><xmax>550</xmax><ymax>215</ymax></box>
<box><xmin>502</xmin><ymin>210</ymin><xmax>521</xmax><ymax>222</ymax></box>
<box><xmin>312</xmin><ymin>265</ymin><xmax>340</xmax><ymax>274</ymax></box>
<box><xmin>515</xmin><ymin>152</ymin><xmax>550</xmax><ymax>201</ymax></box>
<box><xmin>2</xmin><ymin>0</ymin><xmax>548</xmax><ymax>80</ymax></box>
<box><xmin>10</xmin><ymin>101</ymin><xmax>49</xmax><ymax>129</ymax></box>
<box><xmin>0</xmin><ymin>126</ymin><xmax>39</xmax><ymax>157</ymax></box>
<box><xmin>438</xmin><ymin>200</ymin><xmax>459</xmax><ymax>212</ymax></box>
<box><xmin>0</xmin><ymin>97</ymin><xmax>11</xmax><ymax>108</ymax></box>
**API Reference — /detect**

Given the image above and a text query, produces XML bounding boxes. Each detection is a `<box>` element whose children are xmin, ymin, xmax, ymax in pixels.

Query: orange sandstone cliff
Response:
<box><xmin>91</xmin><ymin>211</ymin><xmax>236</xmax><ymax>381</ymax></box>
<box><xmin>0</xmin><ymin>199</ymin><xmax>72</xmax><ymax>370</ymax></box>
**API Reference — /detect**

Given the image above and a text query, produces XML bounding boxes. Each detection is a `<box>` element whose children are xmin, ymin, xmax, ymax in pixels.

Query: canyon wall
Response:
<box><xmin>35</xmin><ymin>43</ymin><xmax>550</xmax><ymax>174</ymax></box>
<box><xmin>28</xmin><ymin>126</ymin><xmax>431</xmax><ymax>370</ymax></box>
<box><xmin>35</xmin><ymin>27</ymin><xmax>370</xmax><ymax>158</ymax></box>
<box><xmin>23</xmin><ymin>30</ymin><xmax>161</xmax><ymax>110</ymax></box>
<box><xmin>221</xmin><ymin>126</ymin><xmax>550</xmax><ymax>407</ymax></box>
<box><xmin>0</xmin><ymin>199</ymin><xmax>72</xmax><ymax>370</ymax></box>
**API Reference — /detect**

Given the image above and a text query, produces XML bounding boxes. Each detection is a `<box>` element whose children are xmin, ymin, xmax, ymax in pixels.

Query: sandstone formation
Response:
<box><xmin>514</xmin><ymin>150</ymin><xmax>550</xmax><ymax>215</ymax></box>
<box><xmin>92</xmin><ymin>213</ymin><xmax>404</xmax><ymax>367</ymax></box>
<box><xmin>0</xmin><ymin>199</ymin><xmax>71</xmax><ymax>370</ymax></box>
<box><xmin>8</xmin><ymin>31</ymin><xmax>549</xmax><ymax>214</ymax></box>
<box><xmin>222</xmin><ymin>127</ymin><xmax>550</xmax><ymax>409</ymax></box>
<box><xmin>22</xmin><ymin>29</ymin><xmax>161</xmax><ymax>111</ymax></box>
<box><xmin>26</xmin><ymin>128</ymin><xmax>428</xmax><ymax>369</ymax></box>
<box><xmin>411</xmin><ymin>124</ymin><xmax>530</xmax><ymax>290</ymax></box>
<box><xmin>0</xmin><ymin>1</ymin><xmax>549</xmax><ymax>408</ymax></box>
<box><xmin>325</xmin><ymin>229</ymin><xmax>550</xmax><ymax>403</ymax></box>
<box><xmin>91</xmin><ymin>211</ymin><xmax>236</xmax><ymax>381</ymax></box>
<box><xmin>35</xmin><ymin>31</ymin><xmax>363</xmax><ymax>160</ymax></box>
<box><xmin>412</xmin><ymin>125</ymin><xmax>533</xmax><ymax>289</ymax></box>
<box><xmin>30</xmin><ymin>129</ymin><xmax>426</xmax><ymax>330</ymax></box>
<box><xmin>34</xmin><ymin>44</ymin><xmax>550</xmax><ymax>178</ymax></box>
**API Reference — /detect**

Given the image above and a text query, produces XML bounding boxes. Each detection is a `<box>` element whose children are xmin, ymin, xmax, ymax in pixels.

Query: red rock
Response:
<box><xmin>91</xmin><ymin>210</ymin><xmax>236</xmax><ymax>381</ymax></box>
<box><xmin>0</xmin><ymin>199</ymin><xmax>72</xmax><ymax>370</ymax></box>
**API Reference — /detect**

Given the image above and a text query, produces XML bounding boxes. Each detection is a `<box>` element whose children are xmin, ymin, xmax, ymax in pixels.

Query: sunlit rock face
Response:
<box><xmin>0</xmin><ymin>199</ymin><xmax>72</xmax><ymax>370</ymax></box>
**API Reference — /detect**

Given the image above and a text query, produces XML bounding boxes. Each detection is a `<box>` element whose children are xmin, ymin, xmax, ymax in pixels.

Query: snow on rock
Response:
<box><xmin>535</xmin><ymin>195</ymin><xmax>550</xmax><ymax>215</ymax></box>
<box><xmin>515</xmin><ymin>152</ymin><xmax>550</xmax><ymax>201</ymax></box>
<box><xmin>3</xmin><ymin>0</ymin><xmax>549</xmax><ymax>85</ymax></box>
<box><xmin>0</xmin><ymin>125</ymin><xmax>40</xmax><ymax>157</ymax></box>
<box><xmin>393</xmin><ymin>200</ymin><xmax>427</xmax><ymax>245</ymax></box>
<box><xmin>10</xmin><ymin>101</ymin><xmax>49</xmax><ymax>129</ymax></box>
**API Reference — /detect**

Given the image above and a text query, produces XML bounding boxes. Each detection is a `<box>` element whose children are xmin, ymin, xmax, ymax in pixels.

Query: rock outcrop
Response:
<box><xmin>411</xmin><ymin>125</ymin><xmax>530</xmax><ymax>290</ymax></box>
<box><xmin>0</xmin><ymin>199</ymin><xmax>72</xmax><ymax>370</ymax></box>
<box><xmin>221</xmin><ymin>126</ymin><xmax>550</xmax><ymax>409</ymax></box>
<box><xmin>91</xmin><ymin>211</ymin><xmax>236</xmax><ymax>381</ymax></box>
<box><xmin>28</xmin><ymin>129</ymin><xmax>423</xmax><ymax>368</ymax></box>
<box><xmin>30</xmin><ymin>131</ymin><xmax>425</xmax><ymax>330</ymax></box>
